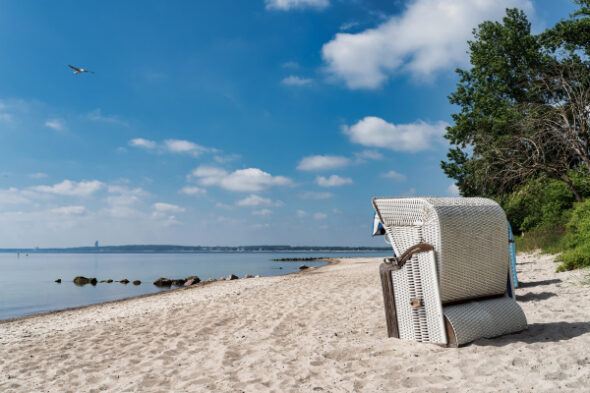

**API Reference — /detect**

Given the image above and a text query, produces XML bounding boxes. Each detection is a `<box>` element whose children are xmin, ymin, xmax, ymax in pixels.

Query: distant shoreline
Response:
<box><xmin>0</xmin><ymin>246</ymin><xmax>390</xmax><ymax>254</ymax></box>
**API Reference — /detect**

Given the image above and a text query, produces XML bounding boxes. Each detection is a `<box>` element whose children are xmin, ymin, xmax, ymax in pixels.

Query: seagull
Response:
<box><xmin>68</xmin><ymin>65</ymin><xmax>94</xmax><ymax>74</ymax></box>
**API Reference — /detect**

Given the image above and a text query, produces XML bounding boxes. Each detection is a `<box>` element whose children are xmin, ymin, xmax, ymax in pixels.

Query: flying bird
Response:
<box><xmin>68</xmin><ymin>65</ymin><xmax>94</xmax><ymax>74</ymax></box>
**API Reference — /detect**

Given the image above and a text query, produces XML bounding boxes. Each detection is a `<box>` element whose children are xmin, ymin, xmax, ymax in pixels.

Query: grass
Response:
<box><xmin>514</xmin><ymin>227</ymin><xmax>566</xmax><ymax>254</ymax></box>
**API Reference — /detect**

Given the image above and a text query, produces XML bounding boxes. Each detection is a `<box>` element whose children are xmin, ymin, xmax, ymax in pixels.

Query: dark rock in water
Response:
<box><xmin>54</xmin><ymin>279</ymin><xmax>61</xmax><ymax>283</ymax></box>
<box><xmin>244</xmin><ymin>274</ymin><xmax>254</xmax><ymax>279</ymax></box>
<box><xmin>299</xmin><ymin>264</ymin><xmax>309</xmax><ymax>270</ymax></box>
<box><xmin>227</xmin><ymin>274</ymin><xmax>239</xmax><ymax>280</ymax></box>
<box><xmin>171</xmin><ymin>279</ymin><xmax>186</xmax><ymax>286</ymax></box>
<box><xmin>73</xmin><ymin>276</ymin><xmax>97</xmax><ymax>286</ymax></box>
<box><xmin>184</xmin><ymin>278</ymin><xmax>200</xmax><ymax>286</ymax></box>
<box><xmin>133</xmin><ymin>280</ymin><xmax>141</xmax><ymax>285</ymax></box>
<box><xmin>106</xmin><ymin>279</ymin><xmax>113</xmax><ymax>283</ymax></box>
<box><xmin>185</xmin><ymin>275</ymin><xmax>201</xmax><ymax>284</ymax></box>
<box><xmin>120</xmin><ymin>279</ymin><xmax>130</xmax><ymax>284</ymax></box>
<box><xmin>153</xmin><ymin>277</ymin><xmax>172</xmax><ymax>287</ymax></box>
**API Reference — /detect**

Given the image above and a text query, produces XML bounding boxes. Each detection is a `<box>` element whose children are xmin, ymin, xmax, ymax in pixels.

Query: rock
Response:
<box><xmin>227</xmin><ymin>274</ymin><xmax>239</xmax><ymax>280</ymax></box>
<box><xmin>184</xmin><ymin>277</ymin><xmax>200</xmax><ymax>286</ymax></box>
<box><xmin>120</xmin><ymin>279</ymin><xmax>130</xmax><ymax>284</ymax></box>
<box><xmin>244</xmin><ymin>274</ymin><xmax>254</xmax><ymax>279</ymax></box>
<box><xmin>73</xmin><ymin>276</ymin><xmax>97</xmax><ymax>286</ymax></box>
<box><xmin>54</xmin><ymin>279</ymin><xmax>61</xmax><ymax>283</ymax></box>
<box><xmin>153</xmin><ymin>277</ymin><xmax>172</xmax><ymax>287</ymax></box>
<box><xmin>171</xmin><ymin>279</ymin><xmax>186</xmax><ymax>286</ymax></box>
<box><xmin>185</xmin><ymin>275</ymin><xmax>201</xmax><ymax>284</ymax></box>
<box><xmin>299</xmin><ymin>264</ymin><xmax>309</xmax><ymax>270</ymax></box>
<box><xmin>133</xmin><ymin>280</ymin><xmax>141</xmax><ymax>285</ymax></box>
<box><xmin>106</xmin><ymin>279</ymin><xmax>113</xmax><ymax>283</ymax></box>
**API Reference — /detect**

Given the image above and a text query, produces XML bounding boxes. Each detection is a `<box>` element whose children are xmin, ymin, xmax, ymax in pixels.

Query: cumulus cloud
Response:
<box><xmin>281</xmin><ymin>76</ymin><xmax>312</xmax><ymax>86</ymax></box>
<box><xmin>190</xmin><ymin>166</ymin><xmax>291</xmax><ymax>192</ymax></box>
<box><xmin>45</xmin><ymin>118</ymin><xmax>66</xmax><ymax>132</ymax></box>
<box><xmin>343</xmin><ymin>116</ymin><xmax>448</xmax><ymax>152</ymax></box>
<box><xmin>297</xmin><ymin>155</ymin><xmax>350</xmax><ymax>171</ymax></box>
<box><xmin>129</xmin><ymin>138</ymin><xmax>157</xmax><ymax>149</ymax></box>
<box><xmin>447</xmin><ymin>183</ymin><xmax>460</xmax><ymax>196</ymax></box>
<box><xmin>164</xmin><ymin>139</ymin><xmax>209</xmax><ymax>156</ymax></box>
<box><xmin>0</xmin><ymin>188</ymin><xmax>29</xmax><ymax>206</ymax></box>
<box><xmin>179</xmin><ymin>186</ymin><xmax>206</xmax><ymax>196</ymax></box>
<box><xmin>236</xmin><ymin>194</ymin><xmax>283</xmax><ymax>207</ymax></box>
<box><xmin>381</xmin><ymin>170</ymin><xmax>406</xmax><ymax>181</ymax></box>
<box><xmin>33</xmin><ymin>180</ymin><xmax>104</xmax><ymax>197</ymax></box>
<box><xmin>51</xmin><ymin>205</ymin><xmax>86</xmax><ymax>215</ymax></box>
<box><xmin>313</xmin><ymin>212</ymin><xmax>327</xmax><ymax>220</ymax></box>
<box><xmin>315</xmin><ymin>175</ymin><xmax>353</xmax><ymax>187</ymax></box>
<box><xmin>28</xmin><ymin>172</ymin><xmax>48</xmax><ymax>179</ymax></box>
<box><xmin>153</xmin><ymin>202</ymin><xmax>185</xmax><ymax>213</ymax></box>
<box><xmin>322</xmin><ymin>0</ymin><xmax>533</xmax><ymax>89</ymax></box>
<box><xmin>252</xmin><ymin>209</ymin><xmax>273</xmax><ymax>216</ymax></box>
<box><xmin>265</xmin><ymin>0</ymin><xmax>329</xmax><ymax>11</ymax></box>
<box><xmin>296</xmin><ymin>209</ymin><xmax>307</xmax><ymax>217</ymax></box>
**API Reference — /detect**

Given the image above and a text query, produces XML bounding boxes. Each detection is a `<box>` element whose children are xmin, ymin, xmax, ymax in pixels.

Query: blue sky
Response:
<box><xmin>0</xmin><ymin>0</ymin><xmax>576</xmax><ymax>247</ymax></box>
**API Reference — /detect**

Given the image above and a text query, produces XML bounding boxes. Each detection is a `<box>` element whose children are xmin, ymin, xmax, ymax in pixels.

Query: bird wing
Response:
<box><xmin>68</xmin><ymin>65</ymin><xmax>81</xmax><ymax>72</ymax></box>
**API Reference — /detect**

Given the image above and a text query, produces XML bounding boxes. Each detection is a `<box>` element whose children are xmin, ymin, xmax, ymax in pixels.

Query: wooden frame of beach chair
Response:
<box><xmin>372</xmin><ymin>197</ymin><xmax>527</xmax><ymax>347</ymax></box>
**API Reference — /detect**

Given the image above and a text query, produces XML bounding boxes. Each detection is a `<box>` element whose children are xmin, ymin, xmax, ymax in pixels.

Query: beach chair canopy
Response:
<box><xmin>372</xmin><ymin>197</ymin><xmax>527</xmax><ymax>346</ymax></box>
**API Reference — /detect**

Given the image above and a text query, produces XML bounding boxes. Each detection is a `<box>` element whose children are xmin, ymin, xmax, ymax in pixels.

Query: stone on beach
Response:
<box><xmin>184</xmin><ymin>276</ymin><xmax>200</xmax><ymax>286</ymax></box>
<box><xmin>120</xmin><ymin>279</ymin><xmax>130</xmax><ymax>284</ymax></box>
<box><xmin>133</xmin><ymin>280</ymin><xmax>141</xmax><ymax>285</ymax></box>
<box><xmin>171</xmin><ymin>279</ymin><xmax>186</xmax><ymax>286</ymax></box>
<box><xmin>227</xmin><ymin>274</ymin><xmax>239</xmax><ymax>280</ymax></box>
<box><xmin>54</xmin><ymin>279</ymin><xmax>61</xmax><ymax>283</ymax></box>
<box><xmin>153</xmin><ymin>278</ymin><xmax>172</xmax><ymax>287</ymax></box>
<box><xmin>299</xmin><ymin>265</ymin><xmax>309</xmax><ymax>270</ymax></box>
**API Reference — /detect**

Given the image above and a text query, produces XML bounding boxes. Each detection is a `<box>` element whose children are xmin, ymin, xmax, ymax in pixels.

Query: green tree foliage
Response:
<box><xmin>556</xmin><ymin>199</ymin><xmax>590</xmax><ymax>271</ymax></box>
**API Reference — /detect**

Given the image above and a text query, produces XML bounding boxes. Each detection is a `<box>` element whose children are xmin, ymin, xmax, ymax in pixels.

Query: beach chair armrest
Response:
<box><xmin>384</xmin><ymin>243</ymin><xmax>435</xmax><ymax>270</ymax></box>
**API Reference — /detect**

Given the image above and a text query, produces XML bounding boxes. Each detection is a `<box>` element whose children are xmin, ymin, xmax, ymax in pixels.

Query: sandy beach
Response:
<box><xmin>1</xmin><ymin>253</ymin><xmax>589</xmax><ymax>393</ymax></box>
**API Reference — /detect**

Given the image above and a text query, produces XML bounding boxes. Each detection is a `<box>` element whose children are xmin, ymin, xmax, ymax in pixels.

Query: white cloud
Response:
<box><xmin>297</xmin><ymin>155</ymin><xmax>350</xmax><ymax>171</ymax></box>
<box><xmin>164</xmin><ymin>139</ymin><xmax>209</xmax><ymax>156</ymax></box>
<box><xmin>265</xmin><ymin>0</ymin><xmax>329</xmax><ymax>11</ymax></box>
<box><xmin>447</xmin><ymin>183</ymin><xmax>460</xmax><ymax>196</ymax></box>
<box><xmin>179</xmin><ymin>186</ymin><xmax>206</xmax><ymax>196</ymax></box>
<box><xmin>340</xmin><ymin>21</ymin><xmax>359</xmax><ymax>31</ymax></box>
<box><xmin>51</xmin><ymin>205</ymin><xmax>86</xmax><ymax>215</ymax></box>
<box><xmin>313</xmin><ymin>212</ymin><xmax>327</xmax><ymax>220</ymax></box>
<box><xmin>236</xmin><ymin>194</ymin><xmax>283</xmax><ymax>207</ymax></box>
<box><xmin>299</xmin><ymin>191</ymin><xmax>334</xmax><ymax>200</ymax></box>
<box><xmin>296</xmin><ymin>209</ymin><xmax>307</xmax><ymax>217</ymax></box>
<box><xmin>87</xmin><ymin>109</ymin><xmax>128</xmax><ymax>126</ymax></box>
<box><xmin>129</xmin><ymin>138</ymin><xmax>157</xmax><ymax>149</ymax></box>
<box><xmin>281</xmin><ymin>76</ymin><xmax>313</xmax><ymax>86</ymax></box>
<box><xmin>252</xmin><ymin>209</ymin><xmax>273</xmax><ymax>216</ymax></box>
<box><xmin>343</xmin><ymin>116</ymin><xmax>448</xmax><ymax>152</ymax></box>
<box><xmin>315</xmin><ymin>175</ymin><xmax>353</xmax><ymax>187</ymax></box>
<box><xmin>191</xmin><ymin>166</ymin><xmax>292</xmax><ymax>192</ymax></box>
<box><xmin>28</xmin><ymin>172</ymin><xmax>48</xmax><ymax>179</ymax></box>
<box><xmin>153</xmin><ymin>202</ymin><xmax>185</xmax><ymax>213</ymax></box>
<box><xmin>45</xmin><ymin>118</ymin><xmax>66</xmax><ymax>132</ymax></box>
<box><xmin>322</xmin><ymin>0</ymin><xmax>533</xmax><ymax>89</ymax></box>
<box><xmin>381</xmin><ymin>170</ymin><xmax>406</xmax><ymax>181</ymax></box>
<box><xmin>0</xmin><ymin>188</ymin><xmax>29</xmax><ymax>206</ymax></box>
<box><xmin>33</xmin><ymin>180</ymin><xmax>104</xmax><ymax>197</ymax></box>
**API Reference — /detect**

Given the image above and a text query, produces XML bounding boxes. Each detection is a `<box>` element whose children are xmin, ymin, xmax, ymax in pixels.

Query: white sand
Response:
<box><xmin>1</xmin><ymin>253</ymin><xmax>589</xmax><ymax>392</ymax></box>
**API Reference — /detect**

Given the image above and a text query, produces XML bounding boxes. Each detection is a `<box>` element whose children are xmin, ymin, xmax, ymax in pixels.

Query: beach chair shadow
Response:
<box><xmin>516</xmin><ymin>291</ymin><xmax>557</xmax><ymax>302</ymax></box>
<box><xmin>474</xmin><ymin>321</ymin><xmax>590</xmax><ymax>346</ymax></box>
<box><xmin>517</xmin><ymin>279</ymin><xmax>562</xmax><ymax>289</ymax></box>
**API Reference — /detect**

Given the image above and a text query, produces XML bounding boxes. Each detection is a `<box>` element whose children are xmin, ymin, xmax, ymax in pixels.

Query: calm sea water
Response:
<box><xmin>0</xmin><ymin>252</ymin><xmax>388</xmax><ymax>320</ymax></box>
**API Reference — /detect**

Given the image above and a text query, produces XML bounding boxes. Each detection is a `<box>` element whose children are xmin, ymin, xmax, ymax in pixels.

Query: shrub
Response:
<box><xmin>556</xmin><ymin>199</ymin><xmax>590</xmax><ymax>271</ymax></box>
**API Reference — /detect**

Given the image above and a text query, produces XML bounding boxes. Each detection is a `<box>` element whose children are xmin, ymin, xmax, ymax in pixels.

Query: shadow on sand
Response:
<box><xmin>475</xmin><ymin>321</ymin><xmax>590</xmax><ymax>347</ymax></box>
<box><xmin>517</xmin><ymin>279</ymin><xmax>562</xmax><ymax>289</ymax></box>
<box><xmin>516</xmin><ymin>291</ymin><xmax>557</xmax><ymax>302</ymax></box>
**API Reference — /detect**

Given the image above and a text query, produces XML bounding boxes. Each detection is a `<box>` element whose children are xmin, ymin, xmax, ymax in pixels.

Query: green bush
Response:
<box><xmin>556</xmin><ymin>199</ymin><xmax>590</xmax><ymax>271</ymax></box>
<box><xmin>502</xmin><ymin>178</ymin><xmax>574</xmax><ymax>233</ymax></box>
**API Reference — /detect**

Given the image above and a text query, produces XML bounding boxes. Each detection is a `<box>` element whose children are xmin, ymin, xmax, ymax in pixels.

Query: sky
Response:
<box><xmin>0</xmin><ymin>0</ymin><xmax>577</xmax><ymax>248</ymax></box>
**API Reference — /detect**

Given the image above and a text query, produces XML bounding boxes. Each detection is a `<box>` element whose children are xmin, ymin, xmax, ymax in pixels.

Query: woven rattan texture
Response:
<box><xmin>443</xmin><ymin>296</ymin><xmax>528</xmax><ymax>345</ymax></box>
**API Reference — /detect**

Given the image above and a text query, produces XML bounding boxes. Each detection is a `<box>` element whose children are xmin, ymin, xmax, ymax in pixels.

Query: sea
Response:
<box><xmin>0</xmin><ymin>251</ymin><xmax>389</xmax><ymax>320</ymax></box>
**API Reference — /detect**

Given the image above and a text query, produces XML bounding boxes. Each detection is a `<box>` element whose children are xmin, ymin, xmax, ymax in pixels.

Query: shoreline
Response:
<box><xmin>0</xmin><ymin>258</ymin><xmax>339</xmax><ymax>325</ymax></box>
<box><xmin>2</xmin><ymin>254</ymin><xmax>589</xmax><ymax>392</ymax></box>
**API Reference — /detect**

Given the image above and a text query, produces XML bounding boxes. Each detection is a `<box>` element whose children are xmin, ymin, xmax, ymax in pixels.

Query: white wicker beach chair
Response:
<box><xmin>372</xmin><ymin>197</ymin><xmax>527</xmax><ymax>347</ymax></box>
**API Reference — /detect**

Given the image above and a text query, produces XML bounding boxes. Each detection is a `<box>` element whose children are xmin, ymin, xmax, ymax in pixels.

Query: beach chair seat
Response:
<box><xmin>373</xmin><ymin>197</ymin><xmax>527</xmax><ymax>347</ymax></box>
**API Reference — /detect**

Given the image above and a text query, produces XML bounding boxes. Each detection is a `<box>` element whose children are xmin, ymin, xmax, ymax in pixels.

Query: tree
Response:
<box><xmin>442</xmin><ymin>6</ymin><xmax>590</xmax><ymax>200</ymax></box>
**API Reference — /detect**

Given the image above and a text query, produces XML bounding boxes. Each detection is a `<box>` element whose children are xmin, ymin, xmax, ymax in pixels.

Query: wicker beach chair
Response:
<box><xmin>372</xmin><ymin>197</ymin><xmax>527</xmax><ymax>347</ymax></box>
